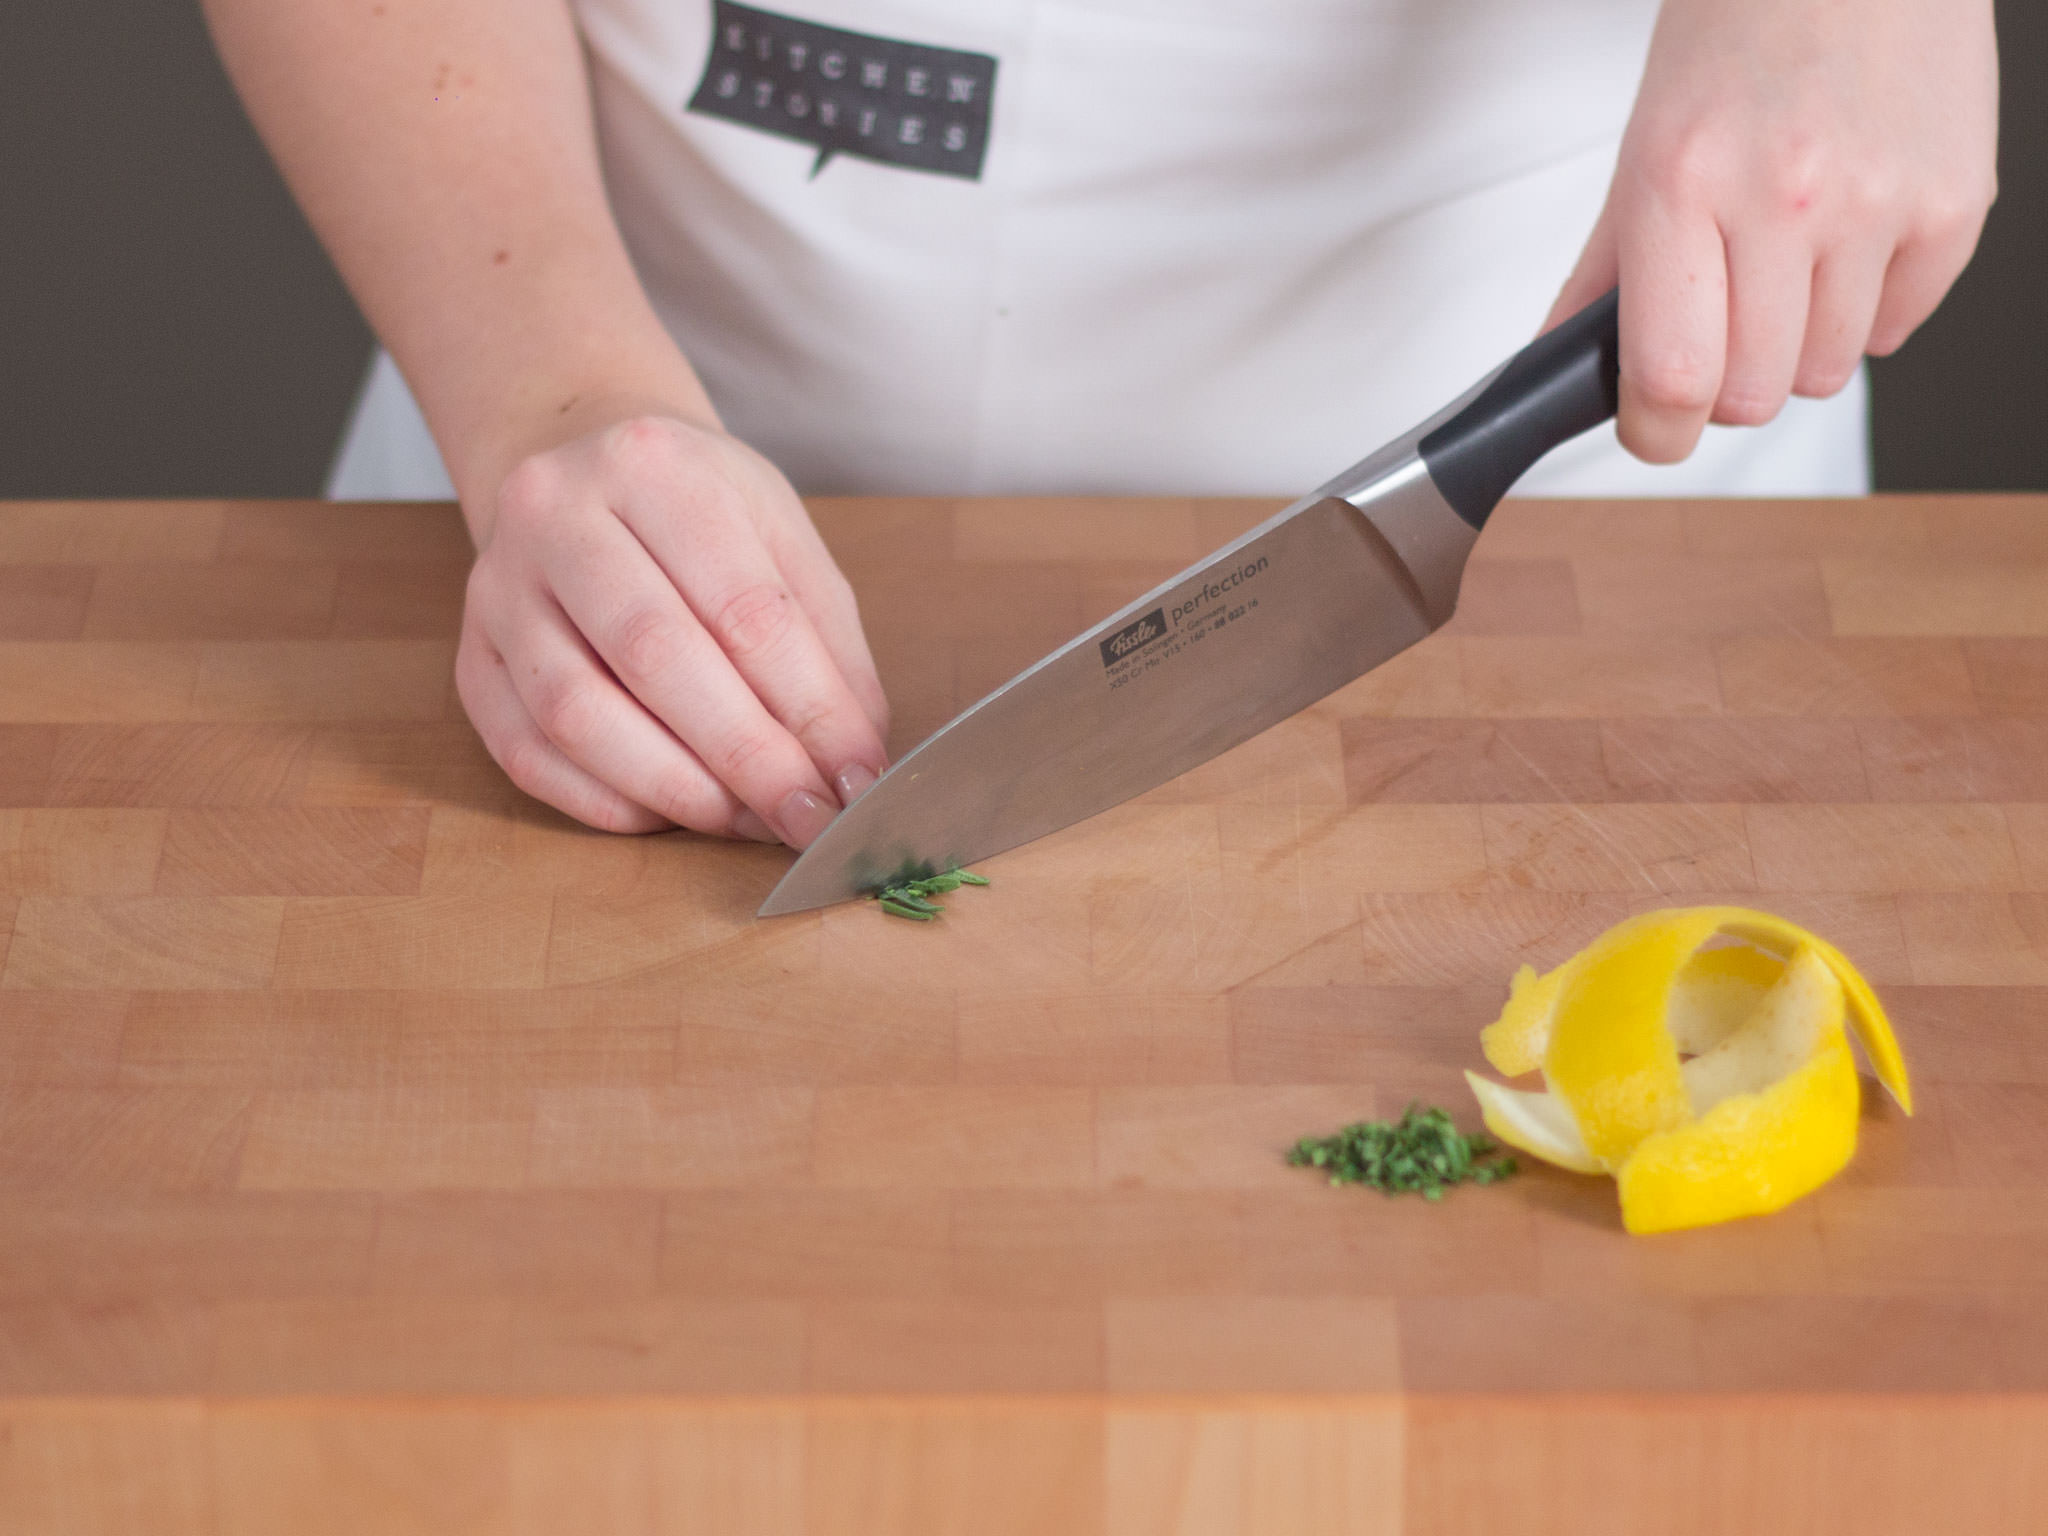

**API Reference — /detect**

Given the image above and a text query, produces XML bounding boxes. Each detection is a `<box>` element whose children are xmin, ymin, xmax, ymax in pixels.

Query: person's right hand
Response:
<box><xmin>455</xmin><ymin>414</ymin><xmax>891</xmax><ymax>844</ymax></box>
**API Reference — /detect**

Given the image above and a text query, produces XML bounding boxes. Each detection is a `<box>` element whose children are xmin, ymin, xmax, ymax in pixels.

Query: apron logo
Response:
<box><xmin>689</xmin><ymin>2</ymin><xmax>997</xmax><ymax>181</ymax></box>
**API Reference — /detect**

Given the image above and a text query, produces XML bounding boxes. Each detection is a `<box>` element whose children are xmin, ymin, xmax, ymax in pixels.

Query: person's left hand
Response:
<box><xmin>1547</xmin><ymin>0</ymin><xmax>1999</xmax><ymax>464</ymax></box>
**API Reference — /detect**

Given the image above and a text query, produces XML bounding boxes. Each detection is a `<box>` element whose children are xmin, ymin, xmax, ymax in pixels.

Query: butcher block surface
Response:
<box><xmin>0</xmin><ymin>494</ymin><xmax>2045</xmax><ymax>1532</ymax></box>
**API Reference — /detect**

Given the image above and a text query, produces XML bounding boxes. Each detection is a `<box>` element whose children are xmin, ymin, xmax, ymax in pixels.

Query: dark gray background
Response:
<box><xmin>3</xmin><ymin>2</ymin><xmax>2041</xmax><ymax>499</ymax></box>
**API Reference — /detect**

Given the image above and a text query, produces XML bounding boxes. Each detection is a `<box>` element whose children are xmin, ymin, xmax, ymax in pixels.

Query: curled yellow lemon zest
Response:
<box><xmin>1465</xmin><ymin>906</ymin><xmax>1910</xmax><ymax>1234</ymax></box>
<box><xmin>1480</xmin><ymin>962</ymin><xmax>1567</xmax><ymax>1078</ymax></box>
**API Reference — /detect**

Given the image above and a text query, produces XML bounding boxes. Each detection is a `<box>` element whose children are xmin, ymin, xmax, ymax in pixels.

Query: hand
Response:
<box><xmin>456</xmin><ymin>414</ymin><xmax>891</xmax><ymax>844</ymax></box>
<box><xmin>1547</xmin><ymin>0</ymin><xmax>1998</xmax><ymax>462</ymax></box>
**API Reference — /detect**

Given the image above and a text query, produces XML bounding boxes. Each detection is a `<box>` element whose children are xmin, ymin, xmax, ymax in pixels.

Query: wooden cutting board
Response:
<box><xmin>1</xmin><ymin>494</ymin><xmax>2045</xmax><ymax>1533</ymax></box>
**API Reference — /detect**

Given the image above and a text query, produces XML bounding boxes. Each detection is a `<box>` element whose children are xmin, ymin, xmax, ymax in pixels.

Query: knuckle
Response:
<box><xmin>1630</xmin><ymin>352</ymin><xmax>1718</xmax><ymax>415</ymax></box>
<box><xmin>463</xmin><ymin>555</ymin><xmax>506</xmax><ymax>615</ymax></box>
<box><xmin>1618</xmin><ymin>421</ymin><xmax>1689</xmax><ymax>467</ymax></box>
<box><xmin>599</xmin><ymin>416</ymin><xmax>680</xmax><ymax>481</ymax></box>
<box><xmin>1715</xmin><ymin>388</ymin><xmax>1782</xmax><ymax>427</ymax></box>
<box><xmin>1944</xmin><ymin>170</ymin><xmax>1997</xmax><ymax>221</ymax></box>
<box><xmin>496</xmin><ymin>455</ymin><xmax>564</xmax><ymax>530</ymax></box>
<box><xmin>707</xmin><ymin>725</ymin><xmax>778</xmax><ymax>786</ymax></box>
<box><xmin>588</xmin><ymin>796</ymin><xmax>662</xmax><ymax>835</ymax></box>
<box><xmin>1793</xmin><ymin>370</ymin><xmax>1849</xmax><ymax>401</ymax></box>
<box><xmin>453</xmin><ymin>625</ymin><xmax>510</xmax><ymax>712</ymax></box>
<box><xmin>1763</xmin><ymin>140</ymin><xmax>1829</xmax><ymax>217</ymax></box>
<box><xmin>498</xmin><ymin>734</ymin><xmax>557</xmax><ymax>800</ymax></box>
<box><xmin>1915</xmin><ymin>189</ymin><xmax>1990</xmax><ymax>246</ymax></box>
<box><xmin>711</xmin><ymin>581</ymin><xmax>799</xmax><ymax>660</ymax></box>
<box><xmin>1839</xmin><ymin>162</ymin><xmax>1899</xmax><ymax>218</ymax></box>
<box><xmin>1647</xmin><ymin>128</ymin><xmax>1727</xmax><ymax>205</ymax></box>
<box><xmin>609</xmin><ymin>604</ymin><xmax>687</xmax><ymax>687</ymax></box>
<box><xmin>532</xmin><ymin>674</ymin><xmax>602</xmax><ymax>749</ymax></box>
<box><xmin>780</xmin><ymin>696</ymin><xmax>838</xmax><ymax>747</ymax></box>
<box><xmin>501</xmin><ymin>736</ymin><xmax>653</xmax><ymax>834</ymax></box>
<box><xmin>652</xmin><ymin>782</ymin><xmax>726</xmax><ymax>834</ymax></box>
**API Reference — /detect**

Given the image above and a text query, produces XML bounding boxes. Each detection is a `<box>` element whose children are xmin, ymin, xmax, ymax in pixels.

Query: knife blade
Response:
<box><xmin>760</xmin><ymin>289</ymin><xmax>1621</xmax><ymax>916</ymax></box>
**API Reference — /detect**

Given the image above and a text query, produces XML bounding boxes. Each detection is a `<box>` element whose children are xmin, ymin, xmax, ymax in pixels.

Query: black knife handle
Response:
<box><xmin>1419</xmin><ymin>288</ymin><xmax>1621</xmax><ymax>530</ymax></box>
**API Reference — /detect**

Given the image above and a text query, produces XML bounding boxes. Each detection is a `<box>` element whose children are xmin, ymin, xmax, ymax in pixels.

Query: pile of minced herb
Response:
<box><xmin>871</xmin><ymin>865</ymin><xmax>990</xmax><ymax>921</ymax></box>
<box><xmin>1288</xmin><ymin>1103</ymin><xmax>1517</xmax><ymax>1199</ymax></box>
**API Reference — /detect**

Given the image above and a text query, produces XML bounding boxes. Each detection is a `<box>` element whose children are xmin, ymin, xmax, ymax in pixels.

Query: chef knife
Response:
<box><xmin>760</xmin><ymin>288</ymin><xmax>1622</xmax><ymax>916</ymax></box>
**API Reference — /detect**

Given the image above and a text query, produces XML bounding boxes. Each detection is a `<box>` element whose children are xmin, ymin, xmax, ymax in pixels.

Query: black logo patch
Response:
<box><xmin>1099</xmin><ymin>609</ymin><xmax>1169</xmax><ymax>669</ymax></box>
<box><xmin>688</xmin><ymin>2</ymin><xmax>997</xmax><ymax>180</ymax></box>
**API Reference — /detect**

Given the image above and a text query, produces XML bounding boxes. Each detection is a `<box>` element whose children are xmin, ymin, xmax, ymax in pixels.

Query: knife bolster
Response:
<box><xmin>1419</xmin><ymin>288</ymin><xmax>1622</xmax><ymax>529</ymax></box>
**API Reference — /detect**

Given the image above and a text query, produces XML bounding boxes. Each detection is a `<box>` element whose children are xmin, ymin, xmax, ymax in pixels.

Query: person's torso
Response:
<box><xmin>331</xmin><ymin>2</ymin><xmax>1870</xmax><ymax>500</ymax></box>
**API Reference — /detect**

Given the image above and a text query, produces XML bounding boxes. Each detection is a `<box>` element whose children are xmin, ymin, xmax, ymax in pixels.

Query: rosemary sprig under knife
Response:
<box><xmin>872</xmin><ymin>865</ymin><xmax>991</xmax><ymax>921</ymax></box>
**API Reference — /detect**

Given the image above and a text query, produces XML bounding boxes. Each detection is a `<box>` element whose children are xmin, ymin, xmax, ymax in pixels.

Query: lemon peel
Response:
<box><xmin>1667</xmin><ymin>941</ymin><xmax>1782</xmax><ymax>1056</ymax></box>
<box><xmin>1464</xmin><ymin>1071</ymin><xmax>1604</xmax><ymax>1174</ymax></box>
<box><xmin>1545</xmin><ymin>908</ymin><xmax>1724</xmax><ymax>1162</ymax></box>
<box><xmin>1621</xmin><ymin>1037</ymin><xmax>1861</xmax><ymax>1234</ymax></box>
<box><xmin>1479</xmin><ymin>962</ymin><xmax>1564</xmax><ymax>1077</ymax></box>
<box><xmin>1717</xmin><ymin>911</ymin><xmax>1912</xmax><ymax>1114</ymax></box>
<box><xmin>1464</xmin><ymin>905</ymin><xmax>1910</xmax><ymax>1235</ymax></box>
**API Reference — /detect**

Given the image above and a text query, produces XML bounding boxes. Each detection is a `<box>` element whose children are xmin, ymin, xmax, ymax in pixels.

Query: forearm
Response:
<box><xmin>201</xmin><ymin>0</ymin><xmax>715</xmax><ymax>526</ymax></box>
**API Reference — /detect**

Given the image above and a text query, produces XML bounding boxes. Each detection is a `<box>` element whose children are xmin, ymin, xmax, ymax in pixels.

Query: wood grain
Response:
<box><xmin>0</xmin><ymin>496</ymin><xmax>2043</xmax><ymax>1532</ymax></box>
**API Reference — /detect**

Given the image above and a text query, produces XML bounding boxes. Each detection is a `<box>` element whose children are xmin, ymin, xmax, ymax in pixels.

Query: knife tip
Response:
<box><xmin>755</xmin><ymin>885</ymin><xmax>801</xmax><ymax>919</ymax></box>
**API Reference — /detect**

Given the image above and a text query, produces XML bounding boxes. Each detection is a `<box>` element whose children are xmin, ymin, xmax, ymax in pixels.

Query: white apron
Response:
<box><xmin>329</xmin><ymin>0</ymin><xmax>1869</xmax><ymax>501</ymax></box>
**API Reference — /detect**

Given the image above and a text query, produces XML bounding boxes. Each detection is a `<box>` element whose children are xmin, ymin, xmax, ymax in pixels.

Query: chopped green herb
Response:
<box><xmin>872</xmin><ymin>864</ymin><xmax>990</xmax><ymax>921</ymax></box>
<box><xmin>1286</xmin><ymin>1103</ymin><xmax>1518</xmax><ymax>1198</ymax></box>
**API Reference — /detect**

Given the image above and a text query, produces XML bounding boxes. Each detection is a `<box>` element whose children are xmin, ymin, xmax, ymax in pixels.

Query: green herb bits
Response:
<box><xmin>1287</xmin><ymin>1103</ymin><xmax>1518</xmax><ymax>1199</ymax></box>
<box><xmin>871</xmin><ymin>865</ymin><xmax>990</xmax><ymax>921</ymax></box>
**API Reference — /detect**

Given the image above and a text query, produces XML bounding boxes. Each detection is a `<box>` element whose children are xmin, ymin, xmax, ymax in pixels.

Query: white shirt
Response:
<box><xmin>330</xmin><ymin>0</ymin><xmax>1869</xmax><ymax>501</ymax></box>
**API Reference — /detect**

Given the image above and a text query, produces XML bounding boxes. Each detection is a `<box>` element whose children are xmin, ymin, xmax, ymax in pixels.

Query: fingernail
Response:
<box><xmin>776</xmin><ymin>787</ymin><xmax>837</xmax><ymax>849</ymax></box>
<box><xmin>833</xmin><ymin>762</ymin><xmax>879</xmax><ymax>807</ymax></box>
<box><xmin>731</xmin><ymin>809</ymin><xmax>781</xmax><ymax>844</ymax></box>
